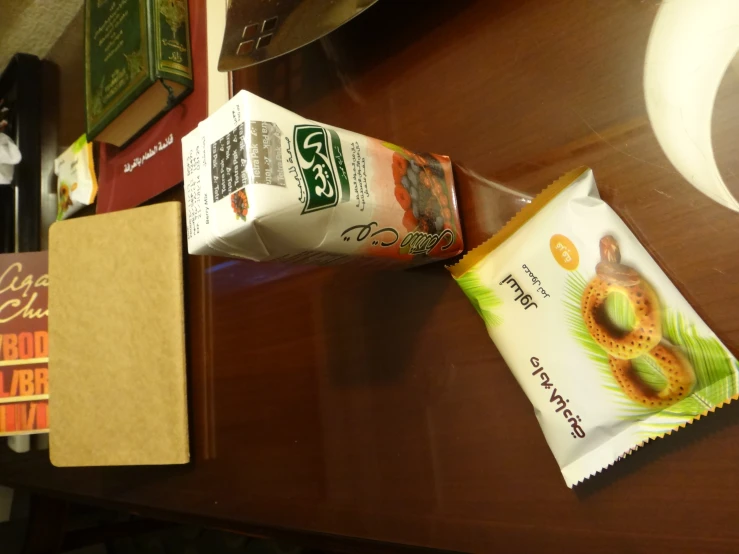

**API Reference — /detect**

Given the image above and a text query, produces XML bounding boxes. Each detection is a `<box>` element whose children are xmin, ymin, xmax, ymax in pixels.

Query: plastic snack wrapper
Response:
<box><xmin>449</xmin><ymin>167</ymin><xmax>739</xmax><ymax>486</ymax></box>
<box><xmin>54</xmin><ymin>135</ymin><xmax>98</xmax><ymax>220</ymax></box>
<box><xmin>181</xmin><ymin>90</ymin><xmax>463</xmax><ymax>266</ymax></box>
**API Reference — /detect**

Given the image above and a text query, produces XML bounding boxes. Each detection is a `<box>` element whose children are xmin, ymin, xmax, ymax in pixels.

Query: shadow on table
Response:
<box><xmin>321</xmin><ymin>264</ymin><xmax>449</xmax><ymax>386</ymax></box>
<box><xmin>231</xmin><ymin>0</ymin><xmax>518</xmax><ymax>112</ymax></box>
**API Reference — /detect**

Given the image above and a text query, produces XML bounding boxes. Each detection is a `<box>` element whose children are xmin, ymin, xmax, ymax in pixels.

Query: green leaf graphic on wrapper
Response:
<box><xmin>563</xmin><ymin>271</ymin><xmax>739</xmax><ymax>434</ymax></box>
<box><xmin>456</xmin><ymin>271</ymin><xmax>503</xmax><ymax>328</ymax></box>
<box><xmin>382</xmin><ymin>142</ymin><xmax>408</xmax><ymax>157</ymax></box>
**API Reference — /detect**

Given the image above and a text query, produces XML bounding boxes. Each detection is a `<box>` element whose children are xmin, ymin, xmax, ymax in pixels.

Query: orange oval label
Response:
<box><xmin>550</xmin><ymin>234</ymin><xmax>579</xmax><ymax>271</ymax></box>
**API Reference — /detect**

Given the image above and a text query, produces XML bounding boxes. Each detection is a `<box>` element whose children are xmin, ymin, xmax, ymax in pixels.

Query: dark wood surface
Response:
<box><xmin>4</xmin><ymin>1</ymin><xmax>739</xmax><ymax>552</ymax></box>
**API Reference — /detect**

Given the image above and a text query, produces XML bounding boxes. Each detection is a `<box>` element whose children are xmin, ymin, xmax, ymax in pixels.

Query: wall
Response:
<box><xmin>0</xmin><ymin>0</ymin><xmax>83</xmax><ymax>71</ymax></box>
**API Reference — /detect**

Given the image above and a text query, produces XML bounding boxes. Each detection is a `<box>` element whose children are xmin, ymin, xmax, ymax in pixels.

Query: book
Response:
<box><xmin>49</xmin><ymin>203</ymin><xmax>188</xmax><ymax>466</ymax></box>
<box><xmin>85</xmin><ymin>0</ymin><xmax>194</xmax><ymax>147</ymax></box>
<box><xmin>0</xmin><ymin>251</ymin><xmax>49</xmax><ymax>436</ymax></box>
<box><xmin>96</xmin><ymin>0</ymin><xmax>230</xmax><ymax>213</ymax></box>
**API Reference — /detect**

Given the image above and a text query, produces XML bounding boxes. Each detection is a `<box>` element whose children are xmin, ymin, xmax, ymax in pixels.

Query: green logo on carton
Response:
<box><xmin>294</xmin><ymin>125</ymin><xmax>350</xmax><ymax>214</ymax></box>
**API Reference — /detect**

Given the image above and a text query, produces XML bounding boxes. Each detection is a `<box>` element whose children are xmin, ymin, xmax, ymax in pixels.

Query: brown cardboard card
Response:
<box><xmin>49</xmin><ymin>202</ymin><xmax>188</xmax><ymax>466</ymax></box>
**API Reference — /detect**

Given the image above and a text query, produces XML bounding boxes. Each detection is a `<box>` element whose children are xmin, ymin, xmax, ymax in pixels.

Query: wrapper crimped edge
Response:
<box><xmin>447</xmin><ymin>166</ymin><xmax>588</xmax><ymax>278</ymax></box>
<box><xmin>568</xmin><ymin>385</ymin><xmax>739</xmax><ymax>487</ymax></box>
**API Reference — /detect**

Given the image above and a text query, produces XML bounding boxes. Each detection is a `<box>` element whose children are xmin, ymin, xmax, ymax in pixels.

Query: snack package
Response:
<box><xmin>54</xmin><ymin>135</ymin><xmax>98</xmax><ymax>220</ymax></box>
<box><xmin>182</xmin><ymin>90</ymin><xmax>463</xmax><ymax>265</ymax></box>
<box><xmin>449</xmin><ymin>168</ymin><xmax>739</xmax><ymax>486</ymax></box>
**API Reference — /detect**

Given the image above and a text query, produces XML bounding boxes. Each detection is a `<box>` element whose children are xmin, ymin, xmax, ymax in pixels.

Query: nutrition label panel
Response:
<box><xmin>211</xmin><ymin>122</ymin><xmax>247</xmax><ymax>202</ymax></box>
<box><xmin>211</xmin><ymin>121</ymin><xmax>285</xmax><ymax>202</ymax></box>
<box><xmin>249</xmin><ymin>121</ymin><xmax>285</xmax><ymax>188</ymax></box>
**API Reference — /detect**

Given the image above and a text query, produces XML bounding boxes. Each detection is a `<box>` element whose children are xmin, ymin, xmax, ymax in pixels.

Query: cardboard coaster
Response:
<box><xmin>49</xmin><ymin>202</ymin><xmax>189</xmax><ymax>466</ymax></box>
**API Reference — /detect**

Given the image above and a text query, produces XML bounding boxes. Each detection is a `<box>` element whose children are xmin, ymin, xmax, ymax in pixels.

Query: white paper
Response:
<box><xmin>0</xmin><ymin>133</ymin><xmax>21</xmax><ymax>185</ymax></box>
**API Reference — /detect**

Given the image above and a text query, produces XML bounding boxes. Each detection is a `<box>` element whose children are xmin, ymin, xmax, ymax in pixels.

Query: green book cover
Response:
<box><xmin>85</xmin><ymin>0</ymin><xmax>193</xmax><ymax>142</ymax></box>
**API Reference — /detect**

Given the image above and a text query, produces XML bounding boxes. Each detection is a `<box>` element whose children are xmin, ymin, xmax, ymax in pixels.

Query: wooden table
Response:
<box><xmin>4</xmin><ymin>1</ymin><xmax>739</xmax><ymax>552</ymax></box>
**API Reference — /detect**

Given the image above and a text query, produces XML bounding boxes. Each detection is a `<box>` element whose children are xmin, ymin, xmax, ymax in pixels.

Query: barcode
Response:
<box><xmin>184</xmin><ymin>143</ymin><xmax>202</xmax><ymax>240</ymax></box>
